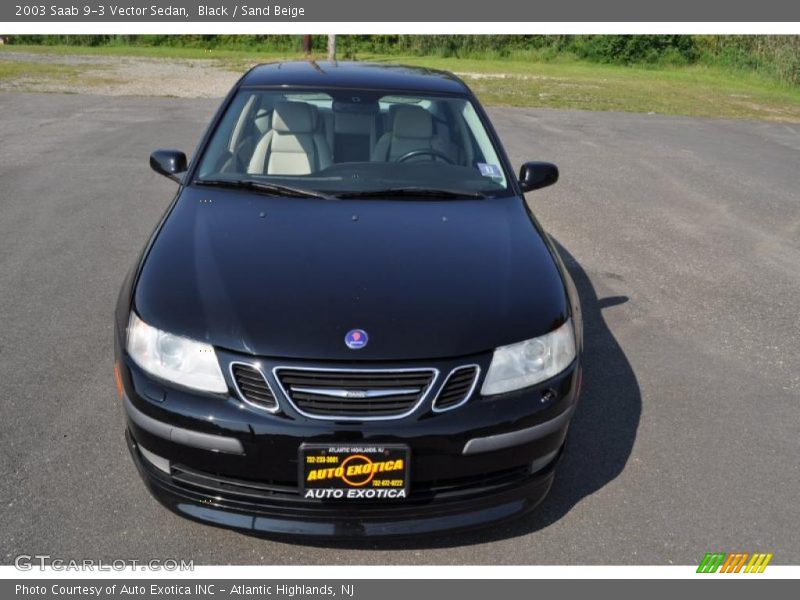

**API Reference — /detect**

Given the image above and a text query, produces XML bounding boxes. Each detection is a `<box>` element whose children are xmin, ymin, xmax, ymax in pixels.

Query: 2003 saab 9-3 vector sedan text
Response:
<box><xmin>114</xmin><ymin>61</ymin><xmax>583</xmax><ymax>537</ymax></box>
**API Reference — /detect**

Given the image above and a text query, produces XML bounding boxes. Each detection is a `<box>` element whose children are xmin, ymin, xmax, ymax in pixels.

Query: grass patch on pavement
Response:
<box><xmin>0</xmin><ymin>60</ymin><xmax>82</xmax><ymax>80</ymax></box>
<box><xmin>2</xmin><ymin>44</ymin><xmax>799</xmax><ymax>121</ymax></box>
<box><xmin>0</xmin><ymin>59</ymin><xmax>117</xmax><ymax>92</ymax></box>
<box><xmin>0</xmin><ymin>60</ymin><xmax>96</xmax><ymax>93</ymax></box>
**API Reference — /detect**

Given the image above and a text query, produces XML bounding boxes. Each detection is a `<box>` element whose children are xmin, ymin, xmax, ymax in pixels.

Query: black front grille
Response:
<box><xmin>413</xmin><ymin>465</ymin><xmax>532</xmax><ymax>500</ymax></box>
<box><xmin>231</xmin><ymin>363</ymin><xmax>278</xmax><ymax>411</ymax></box>
<box><xmin>275</xmin><ymin>368</ymin><xmax>436</xmax><ymax>418</ymax></box>
<box><xmin>168</xmin><ymin>462</ymin><xmax>531</xmax><ymax>506</ymax></box>
<box><xmin>170</xmin><ymin>464</ymin><xmax>296</xmax><ymax>501</ymax></box>
<box><xmin>433</xmin><ymin>366</ymin><xmax>479</xmax><ymax>411</ymax></box>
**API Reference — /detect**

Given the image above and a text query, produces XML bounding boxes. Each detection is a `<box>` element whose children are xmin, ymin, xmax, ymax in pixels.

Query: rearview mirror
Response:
<box><xmin>150</xmin><ymin>149</ymin><xmax>187</xmax><ymax>183</ymax></box>
<box><xmin>519</xmin><ymin>161</ymin><xmax>559</xmax><ymax>193</ymax></box>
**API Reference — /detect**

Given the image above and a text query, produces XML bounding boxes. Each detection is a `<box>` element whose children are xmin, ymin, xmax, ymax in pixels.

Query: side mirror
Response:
<box><xmin>519</xmin><ymin>161</ymin><xmax>559</xmax><ymax>193</ymax></box>
<box><xmin>150</xmin><ymin>149</ymin><xmax>187</xmax><ymax>183</ymax></box>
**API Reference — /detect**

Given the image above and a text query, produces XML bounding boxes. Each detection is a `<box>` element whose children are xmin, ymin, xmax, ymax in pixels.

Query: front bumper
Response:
<box><xmin>127</xmin><ymin>428</ymin><xmax>560</xmax><ymax>537</ymax></box>
<box><xmin>119</xmin><ymin>348</ymin><xmax>580</xmax><ymax>538</ymax></box>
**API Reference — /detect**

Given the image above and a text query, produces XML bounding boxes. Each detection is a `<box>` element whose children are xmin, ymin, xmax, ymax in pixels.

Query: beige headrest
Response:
<box><xmin>272</xmin><ymin>102</ymin><xmax>315</xmax><ymax>134</ymax></box>
<box><xmin>393</xmin><ymin>105</ymin><xmax>433</xmax><ymax>139</ymax></box>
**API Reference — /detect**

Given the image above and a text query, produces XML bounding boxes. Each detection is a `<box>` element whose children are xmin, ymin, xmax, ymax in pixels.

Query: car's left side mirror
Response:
<box><xmin>519</xmin><ymin>161</ymin><xmax>559</xmax><ymax>193</ymax></box>
<box><xmin>150</xmin><ymin>149</ymin><xmax>187</xmax><ymax>183</ymax></box>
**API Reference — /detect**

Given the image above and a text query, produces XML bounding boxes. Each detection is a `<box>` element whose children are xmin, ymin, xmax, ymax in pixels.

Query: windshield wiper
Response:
<box><xmin>333</xmin><ymin>187</ymin><xmax>487</xmax><ymax>200</ymax></box>
<box><xmin>194</xmin><ymin>179</ymin><xmax>332</xmax><ymax>200</ymax></box>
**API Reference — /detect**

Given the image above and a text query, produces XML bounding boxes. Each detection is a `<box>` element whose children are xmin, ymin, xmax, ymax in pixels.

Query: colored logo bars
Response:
<box><xmin>697</xmin><ymin>552</ymin><xmax>773</xmax><ymax>573</ymax></box>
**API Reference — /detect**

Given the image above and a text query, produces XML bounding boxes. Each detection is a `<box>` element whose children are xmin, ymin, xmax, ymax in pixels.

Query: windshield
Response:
<box><xmin>195</xmin><ymin>88</ymin><xmax>511</xmax><ymax>197</ymax></box>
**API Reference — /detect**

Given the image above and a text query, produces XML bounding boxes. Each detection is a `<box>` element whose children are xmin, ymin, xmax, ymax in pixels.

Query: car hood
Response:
<box><xmin>134</xmin><ymin>186</ymin><xmax>568</xmax><ymax>361</ymax></box>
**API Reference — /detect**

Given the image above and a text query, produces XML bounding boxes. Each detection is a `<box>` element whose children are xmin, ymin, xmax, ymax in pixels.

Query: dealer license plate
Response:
<box><xmin>299</xmin><ymin>444</ymin><xmax>410</xmax><ymax>501</ymax></box>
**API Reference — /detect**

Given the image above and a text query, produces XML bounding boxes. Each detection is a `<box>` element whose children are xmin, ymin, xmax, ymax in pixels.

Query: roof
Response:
<box><xmin>240</xmin><ymin>61</ymin><xmax>470</xmax><ymax>94</ymax></box>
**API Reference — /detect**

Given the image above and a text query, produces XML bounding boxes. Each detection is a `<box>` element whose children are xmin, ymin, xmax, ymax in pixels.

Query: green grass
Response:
<box><xmin>0</xmin><ymin>43</ymin><xmax>291</xmax><ymax>62</ymax></box>
<box><xmin>2</xmin><ymin>44</ymin><xmax>799</xmax><ymax>121</ymax></box>
<box><xmin>0</xmin><ymin>58</ymin><xmax>119</xmax><ymax>92</ymax></box>
<box><xmin>364</xmin><ymin>54</ymin><xmax>800</xmax><ymax>121</ymax></box>
<box><xmin>0</xmin><ymin>60</ymin><xmax>84</xmax><ymax>81</ymax></box>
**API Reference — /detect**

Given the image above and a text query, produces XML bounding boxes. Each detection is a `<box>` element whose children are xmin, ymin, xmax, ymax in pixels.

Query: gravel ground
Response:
<box><xmin>0</xmin><ymin>51</ymin><xmax>241</xmax><ymax>97</ymax></box>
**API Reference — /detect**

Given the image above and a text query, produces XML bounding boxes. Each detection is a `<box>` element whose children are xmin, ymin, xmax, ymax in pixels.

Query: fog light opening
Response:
<box><xmin>138</xmin><ymin>443</ymin><xmax>171</xmax><ymax>474</ymax></box>
<box><xmin>530</xmin><ymin>449</ymin><xmax>559</xmax><ymax>475</ymax></box>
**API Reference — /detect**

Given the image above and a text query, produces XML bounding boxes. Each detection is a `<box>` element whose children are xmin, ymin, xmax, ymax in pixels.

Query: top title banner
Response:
<box><xmin>3</xmin><ymin>0</ymin><xmax>800</xmax><ymax>22</ymax></box>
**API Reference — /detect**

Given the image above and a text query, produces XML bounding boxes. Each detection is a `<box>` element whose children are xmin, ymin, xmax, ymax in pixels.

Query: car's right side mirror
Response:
<box><xmin>150</xmin><ymin>149</ymin><xmax>188</xmax><ymax>183</ymax></box>
<box><xmin>519</xmin><ymin>161</ymin><xmax>559</xmax><ymax>193</ymax></box>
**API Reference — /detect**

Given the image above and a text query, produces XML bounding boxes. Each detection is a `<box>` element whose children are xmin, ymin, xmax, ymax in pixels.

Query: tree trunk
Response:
<box><xmin>327</xmin><ymin>35</ymin><xmax>336</xmax><ymax>62</ymax></box>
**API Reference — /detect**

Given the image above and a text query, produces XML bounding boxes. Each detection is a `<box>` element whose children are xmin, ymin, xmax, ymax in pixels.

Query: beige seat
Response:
<box><xmin>247</xmin><ymin>102</ymin><xmax>332</xmax><ymax>175</ymax></box>
<box><xmin>371</xmin><ymin>105</ymin><xmax>455</xmax><ymax>163</ymax></box>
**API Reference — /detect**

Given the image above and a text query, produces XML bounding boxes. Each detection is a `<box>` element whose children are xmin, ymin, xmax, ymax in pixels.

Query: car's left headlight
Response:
<box><xmin>481</xmin><ymin>319</ymin><xmax>576</xmax><ymax>396</ymax></box>
<box><xmin>126</xmin><ymin>312</ymin><xmax>227</xmax><ymax>393</ymax></box>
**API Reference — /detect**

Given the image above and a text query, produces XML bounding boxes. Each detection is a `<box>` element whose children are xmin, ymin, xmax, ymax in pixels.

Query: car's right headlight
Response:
<box><xmin>126</xmin><ymin>312</ymin><xmax>227</xmax><ymax>393</ymax></box>
<box><xmin>481</xmin><ymin>319</ymin><xmax>576</xmax><ymax>396</ymax></box>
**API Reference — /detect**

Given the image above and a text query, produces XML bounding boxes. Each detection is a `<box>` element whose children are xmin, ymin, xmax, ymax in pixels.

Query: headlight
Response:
<box><xmin>481</xmin><ymin>319</ymin><xmax>576</xmax><ymax>395</ymax></box>
<box><xmin>126</xmin><ymin>312</ymin><xmax>227</xmax><ymax>393</ymax></box>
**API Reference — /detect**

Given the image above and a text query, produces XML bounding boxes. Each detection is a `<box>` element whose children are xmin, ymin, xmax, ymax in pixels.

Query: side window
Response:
<box><xmin>464</xmin><ymin>127</ymin><xmax>484</xmax><ymax>163</ymax></box>
<box><xmin>197</xmin><ymin>93</ymin><xmax>253</xmax><ymax>177</ymax></box>
<box><xmin>228</xmin><ymin>93</ymin><xmax>258</xmax><ymax>153</ymax></box>
<box><xmin>460</xmin><ymin>102</ymin><xmax>506</xmax><ymax>186</ymax></box>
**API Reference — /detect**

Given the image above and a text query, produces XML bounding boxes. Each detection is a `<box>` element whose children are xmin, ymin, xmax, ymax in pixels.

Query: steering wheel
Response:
<box><xmin>395</xmin><ymin>149</ymin><xmax>454</xmax><ymax>164</ymax></box>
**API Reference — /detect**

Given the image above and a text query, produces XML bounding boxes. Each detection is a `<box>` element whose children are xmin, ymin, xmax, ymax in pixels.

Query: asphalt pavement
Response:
<box><xmin>0</xmin><ymin>93</ymin><xmax>798</xmax><ymax>564</ymax></box>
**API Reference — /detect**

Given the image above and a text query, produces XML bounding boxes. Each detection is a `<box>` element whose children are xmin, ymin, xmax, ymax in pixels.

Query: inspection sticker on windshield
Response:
<box><xmin>300</xmin><ymin>444</ymin><xmax>410</xmax><ymax>500</ymax></box>
<box><xmin>477</xmin><ymin>163</ymin><xmax>503</xmax><ymax>178</ymax></box>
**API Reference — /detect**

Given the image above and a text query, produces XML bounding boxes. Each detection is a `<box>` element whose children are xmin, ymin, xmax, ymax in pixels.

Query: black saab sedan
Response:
<box><xmin>114</xmin><ymin>61</ymin><xmax>582</xmax><ymax>537</ymax></box>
